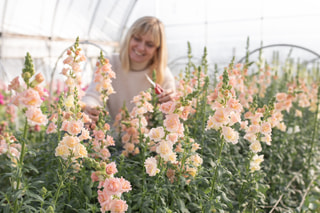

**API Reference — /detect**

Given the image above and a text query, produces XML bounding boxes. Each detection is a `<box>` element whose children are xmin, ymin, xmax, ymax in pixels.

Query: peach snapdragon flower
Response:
<box><xmin>20</xmin><ymin>88</ymin><xmax>43</xmax><ymax>107</ymax></box>
<box><xmin>187</xmin><ymin>153</ymin><xmax>203</xmax><ymax>167</ymax></box>
<box><xmin>206</xmin><ymin>69</ymin><xmax>243</xmax><ymax>145</ymax></box>
<box><xmin>163</xmin><ymin>114</ymin><xmax>181</xmax><ymax>133</ymax></box>
<box><xmin>159</xmin><ymin>101</ymin><xmax>176</xmax><ymax>114</ymax></box>
<box><xmin>96</xmin><ymin>176</ymin><xmax>131</xmax><ymax>213</ymax></box>
<box><xmin>156</xmin><ymin>140</ymin><xmax>176</xmax><ymax>163</ymax></box>
<box><xmin>109</xmin><ymin>199</ymin><xmax>128</xmax><ymax>213</ymax></box>
<box><xmin>0</xmin><ymin>134</ymin><xmax>21</xmax><ymax>164</ymax></box>
<box><xmin>60</xmin><ymin>38</ymin><xmax>86</xmax><ymax>99</ymax></box>
<box><xmin>206</xmin><ymin>108</ymin><xmax>230</xmax><ymax>130</ymax></box>
<box><xmin>78</xmin><ymin>128</ymin><xmax>91</xmax><ymax>141</ymax></box>
<box><xmin>25</xmin><ymin>107</ymin><xmax>48</xmax><ymax>126</ymax></box>
<box><xmin>91</xmin><ymin>161</ymin><xmax>131</xmax><ymax>212</ymax></box>
<box><xmin>55</xmin><ymin>135</ymin><xmax>87</xmax><ymax>160</ymax></box>
<box><xmin>144</xmin><ymin>156</ymin><xmax>160</xmax><ymax>176</ymax></box>
<box><xmin>250</xmin><ymin>154</ymin><xmax>264</xmax><ymax>172</ymax></box>
<box><xmin>105</xmin><ymin>162</ymin><xmax>118</xmax><ymax>176</ymax></box>
<box><xmin>8</xmin><ymin>76</ymin><xmax>22</xmax><ymax>91</ymax></box>
<box><xmin>93</xmin><ymin>56</ymin><xmax>116</xmax><ymax>101</ymax></box>
<box><xmin>103</xmin><ymin>177</ymin><xmax>123</xmax><ymax>196</ymax></box>
<box><xmin>114</xmin><ymin>91</ymin><xmax>152</xmax><ymax>157</ymax></box>
<box><xmin>222</xmin><ymin>126</ymin><xmax>239</xmax><ymax>144</ymax></box>
<box><xmin>249</xmin><ymin>140</ymin><xmax>262</xmax><ymax>153</ymax></box>
<box><xmin>260</xmin><ymin>122</ymin><xmax>272</xmax><ymax>135</ymax></box>
<box><xmin>148</xmin><ymin>127</ymin><xmax>165</xmax><ymax>142</ymax></box>
<box><xmin>89</xmin><ymin>127</ymin><xmax>115</xmax><ymax>161</ymax></box>
<box><xmin>130</xmin><ymin>92</ymin><xmax>154</xmax><ymax>117</ymax></box>
<box><xmin>66</xmin><ymin>120</ymin><xmax>83</xmax><ymax>136</ymax></box>
<box><xmin>64</xmin><ymin>95</ymin><xmax>74</xmax><ymax>112</ymax></box>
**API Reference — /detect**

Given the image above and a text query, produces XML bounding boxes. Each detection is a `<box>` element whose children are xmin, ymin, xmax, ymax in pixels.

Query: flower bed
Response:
<box><xmin>0</xmin><ymin>38</ymin><xmax>320</xmax><ymax>212</ymax></box>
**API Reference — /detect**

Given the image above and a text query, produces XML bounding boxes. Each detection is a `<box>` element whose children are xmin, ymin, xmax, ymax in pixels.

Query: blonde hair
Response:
<box><xmin>119</xmin><ymin>16</ymin><xmax>168</xmax><ymax>84</ymax></box>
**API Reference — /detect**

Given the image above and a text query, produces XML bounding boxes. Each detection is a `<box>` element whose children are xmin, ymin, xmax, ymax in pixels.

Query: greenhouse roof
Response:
<box><xmin>1</xmin><ymin>0</ymin><xmax>320</xmax><ymax>83</ymax></box>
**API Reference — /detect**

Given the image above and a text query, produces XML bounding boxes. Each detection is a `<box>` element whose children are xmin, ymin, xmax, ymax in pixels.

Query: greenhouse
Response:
<box><xmin>0</xmin><ymin>0</ymin><xmax>320</xmax><ymax>212</ymax></box>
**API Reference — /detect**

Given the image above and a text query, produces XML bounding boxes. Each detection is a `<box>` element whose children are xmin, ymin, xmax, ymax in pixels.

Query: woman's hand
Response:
<box><xmin>157</xmin><ymin>88</ymin><xmax>176</xmax><ymax>103</ymax></box>
<box><xmin>84</xmin><ymin>105</ymin><xmax>101</xmax><ymax>123</ymax></box>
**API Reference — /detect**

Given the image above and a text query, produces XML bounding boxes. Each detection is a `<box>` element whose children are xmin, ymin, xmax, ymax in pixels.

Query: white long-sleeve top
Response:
<box><xmin>81</xmin><ymin>54</ymin><xmax>176</xmax><ymax>120</ymax></box>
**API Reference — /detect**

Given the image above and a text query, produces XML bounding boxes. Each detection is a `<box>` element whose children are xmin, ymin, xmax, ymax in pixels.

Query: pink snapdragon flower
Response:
<box><xmin>0</xmin><ymin>93</ymin><xmax>4</xmax><ymax>105</ymax></box>
<box><xmin>20</xmin><ymin>88</ymin><xmax>43</xmax><ymax>107</ymax></box>
<box><xmin>105</xmin><ymin>162</ymin><xmax>118</xmax><ymax>176</ymax></box>
<box><xmin>66</xmin><ymin>120</ymin><xmax>83</xmax><ymax>136</ymax></box>
<box><xmin>93</xmin><ymin>57</ymin><xmax>116</xmax><ymax>100</ymax></box>
<box><xmin>163</xmin><ymin>114</ymin><xmax>181</xmax><ymax>133</ymax></box>
<box><xmin>98</xmin><ymin>190</ymin><xmax>112</xmax><ymax>212</ymax></box>
<box><xmin>94</xmin><ymin>130</ymin><xmax>106</xmax><ymax>141</ymax></box>
<box><xmin>103</xmin><ymin>177</ymin><xmax>124</xmax><ymax>196</ymax></box>
<box><xmin>159</xmin><ymin>101</ymin><xmax>176</xmax><ymax>114</ymax></box>
<box><xmin>8</xmin><ymin>76</ymin><xmax>22</xmax><ymax>92</ymax></box>
<box><xmin>109</xmin><ymin>199</ymin><xmax>128</xmax><ymax>213</ymax></box>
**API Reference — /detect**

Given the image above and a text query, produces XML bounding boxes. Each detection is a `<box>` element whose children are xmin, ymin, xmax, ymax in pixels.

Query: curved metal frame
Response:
<box><xmin>237</xmin><ymin>44</ymin><xmax>320</xmax><ymax>64</ymax></box>
<box><xmin>168</xmin><ymin>55</ymin><xmax>202</xmax><ymax>67</ymax></box>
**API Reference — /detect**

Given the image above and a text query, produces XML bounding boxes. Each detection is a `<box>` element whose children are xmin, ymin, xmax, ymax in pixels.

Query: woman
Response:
<box><xmin>82</xmin><ymin>16</ymin><xmax>176</xmax><ymax>122</ymax></box>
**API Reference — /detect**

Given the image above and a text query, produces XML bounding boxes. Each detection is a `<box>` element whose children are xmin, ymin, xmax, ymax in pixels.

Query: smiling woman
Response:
<box><xmin>128</xmin><ymin>33</ymin><xmax>158</xmax><ymax>69</ymax></box>
<box><xmin>81</xmin><ymin>16</ymin><xmax>176</xmax><ymax>121</ymax></box>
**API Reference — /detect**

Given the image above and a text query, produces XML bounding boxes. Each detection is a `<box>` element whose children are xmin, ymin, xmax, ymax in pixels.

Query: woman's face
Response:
<box><xmin>129</xmin><ymin>32</ymin><xmax>158</xmax><ymax>64</ymax></box>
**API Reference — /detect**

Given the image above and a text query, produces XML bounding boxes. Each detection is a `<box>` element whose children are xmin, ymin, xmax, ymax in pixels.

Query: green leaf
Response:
<box><xmin>83</xmin><ymin>184</ymin><xmax>92</xmax><ymax>198</ymax></box>
<box><xmin>177</xmin><ymin>199</ymin><xmax>189</xmax><ymax>213</ymax></box>
<box><xmin>187</xmin><ymin>203</ymin><xmax>202</xmax><ymax>211</ymax></box>
<box><xmin>24</xmin><ymin>163</ymin><xmax>39</xmax><ymax>174</ymax></box>
<box><xmin>308</xmin><ymin>202</ymin><xmax>318</xmax><ymax>210</ymax></box>
<box><xmin>26</xmin><ymin>190</ymin><xmax>44</xmax><ymax>202</ymax></box>
<box><xmin>2</xmin><ymin>205</ymin><xmax>11</xmax><ymax>213</ymax></box>
<box><xmin>221</xmin><ymin>192</ymin><xmax>233</xmax><ymax>209</ymax></box>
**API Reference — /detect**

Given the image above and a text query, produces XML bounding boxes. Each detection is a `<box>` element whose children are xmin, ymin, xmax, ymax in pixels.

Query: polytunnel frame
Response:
<box><xmin>0</xmin><ymin>0</ymin><xmax>138</xmax><ymax>97</ymax></box>
<box><xmin>0</xmin><ymin>0</ymin><xmax>137</xmax><ymax>68</ymax></box>
<box><xmin>168</xmin><ymin>55</ymin><xmax>202</xmax><ymax>72</ymax></box>
<box><xmin>237</xmin><ymin>43</ymin><xmax>320</xmax><ymax>64</ymax></box>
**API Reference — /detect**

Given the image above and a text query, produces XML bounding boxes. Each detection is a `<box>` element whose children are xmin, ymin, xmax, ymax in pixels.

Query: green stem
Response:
<box><xmin>306</xmin><ymin>88</ymin><xmax>320</xmax><ymax>173</ymax></box>
<box><xmin>57</xmin><ymin>108</ymin><xmax>62</xmax><ymax>141</ymax></box>
<box><xmin>238</xmin><ymin>152</ymin><xmax>254</xmax><ymax>207</ymax></box>
<box><xmin>210</xmin><ymin>137</ymin><xmax>225</xmax><ymax>199</ymax></box>
<box><xmin>200</xmin><ymin>77</ymin><xmax>209</xmax><ymax>152</ymax></box>
<box><xmin>153</xmin><ymin>158</ymin><xmax>164</xmax><ymax>212</ymax></box>
<box><xmin>139</xmin><ymin>117</ymin><xmax>148</xmax><ymax>199</ymax></box>
<box><xmin>53</xmin><ymin>178</ymin><xmax>64</xmax><ymax>208</ymax></box>
<box><xmin>13</xmin><ymin>117</ymin><xmax>28</xmax><ymax>212</ymax></box>
<box><xmin>53</xmin><ymin>159</ymin><xmax>70</xmax><ymax>208</ymax></box>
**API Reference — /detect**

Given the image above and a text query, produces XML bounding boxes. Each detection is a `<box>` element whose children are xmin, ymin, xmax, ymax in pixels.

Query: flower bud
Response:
<box><xmin>22</xmin><ymin>72</ymin><xmax>31</xmax><ymax>83</ymax></box>
<box><xmin>35</xmin><ymin>73</ymin><xmax>45</xmax><ymax>84</ymax></box>
<box><xmin>100</xmin><ymin>162</ymin><xmax>107</xmax><ymax>171</ymax></box>
<box><xmin>46</xmin><ymin>206</ymin><xmax>54</xmax><ymax>213</ymax></box>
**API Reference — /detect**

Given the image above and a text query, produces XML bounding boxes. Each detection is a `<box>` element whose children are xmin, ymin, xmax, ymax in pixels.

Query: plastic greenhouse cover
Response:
<box><xmin>0</xmin><ymin>0</ymin><xmax>320</xmax><ymax>85</ymax></box>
